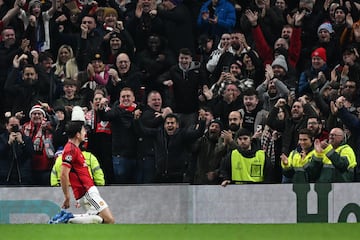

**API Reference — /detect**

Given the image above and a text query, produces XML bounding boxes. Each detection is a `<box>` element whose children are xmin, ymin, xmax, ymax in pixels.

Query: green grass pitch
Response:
<box><xmin>1</xmin><ymin>223</ymin><xmax>360</xmax><ymax>240</ymax></box>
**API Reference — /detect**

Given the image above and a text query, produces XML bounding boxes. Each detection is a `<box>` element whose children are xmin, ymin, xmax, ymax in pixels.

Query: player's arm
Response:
<box><xmin>60</xmin><ymin>165</ymin><xmax>71</xmax><ymax>209</ymax></box>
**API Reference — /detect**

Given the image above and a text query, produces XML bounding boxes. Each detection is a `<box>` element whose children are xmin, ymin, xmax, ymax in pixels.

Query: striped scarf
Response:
<box><xmin>261</xmin><ymin>127</ymin><xmax>276</xmax><ymax>165</ymax></box>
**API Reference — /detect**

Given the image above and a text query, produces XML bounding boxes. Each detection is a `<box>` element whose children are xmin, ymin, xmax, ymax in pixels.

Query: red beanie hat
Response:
<box><xmin>311</xmin><ymin>47</ymin><xmax>327</xmax><ymax>62</ymax></box>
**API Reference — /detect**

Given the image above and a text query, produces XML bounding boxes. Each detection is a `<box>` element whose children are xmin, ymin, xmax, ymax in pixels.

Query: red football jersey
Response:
<box><xmin>62</xmin><ymin>141</ymin><xmax>94</xmax><ymax>199</ymax></box>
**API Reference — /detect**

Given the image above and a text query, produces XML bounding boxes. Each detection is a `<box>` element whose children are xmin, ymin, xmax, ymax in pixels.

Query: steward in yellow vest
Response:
<box><xmin>312</xmin><ymin>128</ymin><xmax>357</xmax><ymax>182</ymax></box>
<box><xmin>50</xmin><ymin>150</ymin><xmax>105</xmax><ymax>186</ymax></box>
<box><xmin>220</xmin><ymin>128</ymin><xmax>271</xmax><ymax>186</ymax></box>
<box><xmin>281</xmin><ymin>128</ymin><xmax>317</xmax><ymax>183</ymax></box>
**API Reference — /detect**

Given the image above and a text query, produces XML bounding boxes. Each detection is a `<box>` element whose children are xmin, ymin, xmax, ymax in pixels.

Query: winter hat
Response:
<box><xmin>71</xmin><ymin>106</ymin><xmax>85</xmax><ymax>122</ymax></box>
<box><xmin>209</xmin><ymin>119</ymin><xmax>223</xmax><ymax>131</ymax></box>
<box><xmin>28</xmin><ymin>0</ymin><xmax>41</xmax><ymax>11</ymax></box>
<box><xmin>271</xmin><ymin>55</ymin><xmax>288</xmax><ymax>72</ymax></box>
<box><xmin>317</xmin><ymin>22</ymin><xmax>334</xmax><ymax>34</ymax></box>
<box><xmin>230</xmin><ymin>57</ymin><xmax>242</xmax><ymax>68</ymax></box>
<box><xmin>311</xmin><ymin>47</ymin><xmax>327</xmax><ymax>62</ymax></box>
<box><xmin>342</xmin><ymin>44</ymin><xmax>357</xmax><ymax>56</ymax></box>
<box><xmin>29</xmin><ymin>104</ymin><xmax>46</xmax><ymax>118</ymax></box>
<box><xmin>274</xmin><ymin>47</ymin><xmax>288</xmax><ymax>59</ymax></box>
<box><xmin>109</xmin><ymin>31</ymin><xmax>122</xmax><ymax>41</ymax></box>
<box><xmin>169</xmin><ymin>0</ymin><xmax>182</xmax><ymax>6</ymax></box>
<box><xmin>92</xmin><ymin>52</ymin><xmax>103</xmax><ymax>62</ymax></box>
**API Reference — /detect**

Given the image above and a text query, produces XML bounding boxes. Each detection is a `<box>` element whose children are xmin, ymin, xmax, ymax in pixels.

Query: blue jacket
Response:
<box><xmin>197</xmin><ymin>0</ymin><xmax>236</xmax><ymax>37</ymax></box>
<box><xmin>298</xmin><ymin>64</ymin><xmax>329</xmax><ymax>96</ymax></box>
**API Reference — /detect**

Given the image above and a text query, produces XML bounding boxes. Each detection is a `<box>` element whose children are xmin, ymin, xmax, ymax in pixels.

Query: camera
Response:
<box><xmin>11</xmin><ymin>125</ymin><xmax>19</xmax><ymax>133</ymax></box>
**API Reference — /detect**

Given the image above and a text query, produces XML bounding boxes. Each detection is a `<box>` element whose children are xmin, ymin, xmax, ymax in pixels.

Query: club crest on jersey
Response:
<box><xmin>65</xmin><ymin>155</ymin><xmax>72</xmax><ymax>162</ymax></box>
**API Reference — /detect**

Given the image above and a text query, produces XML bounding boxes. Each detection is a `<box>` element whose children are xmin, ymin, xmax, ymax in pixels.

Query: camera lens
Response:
<box><xmin>11</xmin><ymin>125</ymin><xmax>19</xmax><ymax>132</ymax></box>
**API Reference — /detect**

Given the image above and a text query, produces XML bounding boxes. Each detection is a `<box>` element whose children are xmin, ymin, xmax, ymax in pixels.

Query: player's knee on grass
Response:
<box><xmin>99</xmin><ymin>208</ymin><xmax>115</xmax><ymax>224</ymax></box>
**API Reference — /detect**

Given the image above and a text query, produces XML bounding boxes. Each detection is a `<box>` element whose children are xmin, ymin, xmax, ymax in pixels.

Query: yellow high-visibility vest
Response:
<box><xmin>231</xmin><ymin>149</ymin><xmax>265</xmax><ymax>183</ymax></box>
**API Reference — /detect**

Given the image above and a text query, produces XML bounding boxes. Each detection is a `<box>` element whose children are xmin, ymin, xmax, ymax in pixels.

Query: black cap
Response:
<box><xmin>109</xmin><ymin>32</ymin><xmax>122</xmax><ymax>41</ymax></box>
<box><xmin>92</xmin><ymin>52</ymin><xmax>103</xmax><ymax>62</ymax></box>
<box><xmin>209</xmin><ymin>119</ymin><xmax>223</xmax><ymax>130</ymax></box>
<box><xmin>343</xmin><ymin>44</ymin><xmax>357</xmax><ymax>56</ymax></box>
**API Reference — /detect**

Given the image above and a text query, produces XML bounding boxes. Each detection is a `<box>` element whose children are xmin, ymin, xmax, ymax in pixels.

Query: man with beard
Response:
<box><xmin>192</xmin><ymin>119</ymin><xmax>223</xmax><ymax>184</ymax></box>
<box><xmin>307</xmin><ymin>116</ymin><xmax>328</xmax><ymax>142</ymax></box>
<box><xmin>256</xmin><ymin>59</ymin><xmax>291</xmax><ymax>112</ymax></box>
<box><xmin>214</xmin><ymin>110</ymin><xmax>242</xmax><ymax>160</ymax></box>
<box><xmin>281</xmin><ymin>98</ymin><xmax>318</xmax><ymax>156</ymax></box>
<box><xmin>339</xmin><ymin>80</ymin><xmax>360</xmax><ymax>113</ymax></box>
<box><xmin>198</xmin><ymin>106</ymin><xmax>214</xmax><ymax>131</ymax></box>
<box><xmin>220</xmin><ymin>127</ymin><xmax>271</xmax><ymax>185</ymax></box>
<box><xmin>4</xmin><ymin>52</ymin><xmax>50</xmax><ymax>123</ymax></box>
<box><xmin>209</xmin><ymin>31</ymin><xmax>248</xmax><ymax>85</ymax></box>
<box><xmin>134</xmin><ymin>112</ymin><xmax>206</xmax><ymax>183</ymax></box>
<box><xmin>271</xmin><ymin>53</ymin><xmax>297</xmax><ymax>90</ymax></box>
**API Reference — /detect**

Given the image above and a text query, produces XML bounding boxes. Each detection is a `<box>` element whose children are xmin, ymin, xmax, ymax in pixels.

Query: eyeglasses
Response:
<box><xmin>307</xmin><ymin>121</ymin><xmax>319</xmax><ymax>125</ymax></box>
<box><xmin>221</xmin><ymin>38</ymin><xmax>230</xmax><ymax>40</ymax></box>
<box><xmin>329</xmin><ymin>133</ymin><xmax>342</xmax><ymax>137</ymax></box>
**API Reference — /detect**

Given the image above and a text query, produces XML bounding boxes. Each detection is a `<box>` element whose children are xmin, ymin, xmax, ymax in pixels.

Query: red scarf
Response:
<box><xmin>119</xmin><ymin>103</ymin><xmax>137</xmax><ymax>112</ymax></box>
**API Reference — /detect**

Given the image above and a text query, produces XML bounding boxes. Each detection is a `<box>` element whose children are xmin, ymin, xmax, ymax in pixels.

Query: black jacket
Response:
<box><xmin>0</xmin><ymin>132</ymin><xmax>34</xmax><ymax>185</ymax></box>
<box><xmin>98</xmin><ymin>101</ymin><xmax>138</xmax><ymax>158</ymax></box>
<box><xmin>158</xmin><ymin>62</ymin><xmax>207</xmax><ymax>114</ymax></box>
<box><xmin>135</xmin><ymin>119</ymin><xmax>205</xmax><ymax>182</ymax></box>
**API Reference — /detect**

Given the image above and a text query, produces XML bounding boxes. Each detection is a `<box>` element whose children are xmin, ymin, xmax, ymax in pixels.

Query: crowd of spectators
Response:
<box><xmin>1</xmin><ymin>0</ymin><xmax>360</xmax><ymax>186</ymax></box>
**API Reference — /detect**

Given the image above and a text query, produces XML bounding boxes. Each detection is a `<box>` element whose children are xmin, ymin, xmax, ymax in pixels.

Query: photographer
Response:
<box><xmin>0</xmin><ymin>116</ymin><xmax>33</xmax><ymax>185</ymax></box>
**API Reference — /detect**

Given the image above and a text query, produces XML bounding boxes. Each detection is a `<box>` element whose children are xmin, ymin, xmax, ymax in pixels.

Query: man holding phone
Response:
<box><xmin>197</xmin><ymin>0</ymin><xmax>236</xmax><ymax>38</ymax></box>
